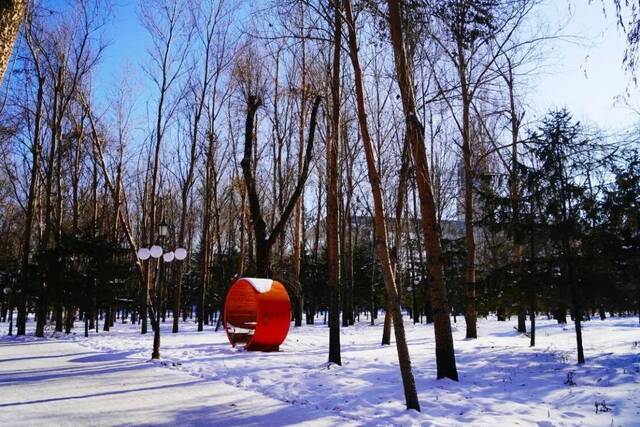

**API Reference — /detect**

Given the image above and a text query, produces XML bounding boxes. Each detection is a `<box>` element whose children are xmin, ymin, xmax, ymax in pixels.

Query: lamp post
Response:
<box><xmin>136</xmin><ymin>220</ymin><xmax>187</xmax><ymax>360</ymax></box>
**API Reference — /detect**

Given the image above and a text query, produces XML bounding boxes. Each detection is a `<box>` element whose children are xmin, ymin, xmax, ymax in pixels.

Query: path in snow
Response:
<box><xmin>0</xmin><ymin>339</ymin><xmax>356</xmax><ymax>426</ymax></box>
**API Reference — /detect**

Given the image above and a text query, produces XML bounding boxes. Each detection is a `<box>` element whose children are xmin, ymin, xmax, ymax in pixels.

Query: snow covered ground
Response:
<box><xmin>1</xmin><ymin>314</ymin><xmax>638</xmax><ymax>426</ymax></box>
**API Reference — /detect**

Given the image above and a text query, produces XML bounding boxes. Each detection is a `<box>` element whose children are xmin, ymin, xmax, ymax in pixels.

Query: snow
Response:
<box><xmin>244</xmin><ymin>278</ymin><xmax>273</xmax><ymax>293</ymax></box>
<box><xmin>1</xmin><ymin>315</ymin><xmax>639</xmax><ymax>426</ymax></box>
<box><xmin>0</xmin><ymin>340</ymin><xmax>351</xmax><ymax>426</ymax></box>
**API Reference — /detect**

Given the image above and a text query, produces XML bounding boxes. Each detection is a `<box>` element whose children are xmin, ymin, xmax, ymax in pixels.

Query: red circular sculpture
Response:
<box><xmin>223</xmin><ymin>278</ymin><xmax>291</xmax><ymax>352</ymax></box>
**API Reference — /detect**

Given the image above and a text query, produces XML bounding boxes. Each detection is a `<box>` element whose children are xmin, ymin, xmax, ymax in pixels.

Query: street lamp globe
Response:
<box><xmin>137</xmin><ymin>247</ymin><xmax>151</xmax><ymax>260</ymax></box>
<box><xmin>174</xmin><ymin>248</ymin><xmax>187</xmax><ymax>261</ymax></box>
<box><xmin>163</xmin><ymin>251</ymin><xmax>175</xmax><ymax>262</ymax></box>
<box><xmin>150</xmin><ymin>245</ymin><xmax>163</xmax><ymax>258</ymax></box>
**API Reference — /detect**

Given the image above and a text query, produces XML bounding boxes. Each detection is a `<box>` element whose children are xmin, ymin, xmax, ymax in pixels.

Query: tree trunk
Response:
<box><xmin>37</xmin><ymin>64</ymin><xmax>64</xmax><ymax>338</ymax></box>
<box><xmin>342</xmin><ymin>126</ymin><xmax>355</xmax><ymax>326</ymax></box>
<box><xmin>504</xmin><ymin>60</ymin><xmax>527</xmax><ymax>336</ymax></box>
<box><xmin>529</xmin><ymin>293</ymin><xmax>536</xmax><ymax>347</ymax></box>
<box><xmin>17</xmin><ymin>74</ymin><xmax>44</xmax><ymax>336</ymax></box>
<box><xmin>309</xmin><ymin>175</ymin><xmax>323</xmax><ymax>325</ymax></box>
<box><xmin>64</xmin><ymin>307</ymin><xmax>76</xmax><ymax>335</ymax></box>
<box><xmin>461</xmin><ymin>89</ymin><xmax>477</xmax><ymax>340</ymax></box>
<box><xmin>55</xmin><ymin>304</ymin><xmax>63</xmax><ymax>332</ymax></box>
<box><xmin>0</xmin><ymin>0</ymin><xmax>27</xmax><ymax>85</ymax></box>
<box><xmin>199</xmin><ymin>179</ymin><xmax>210</xmax><ymax>332</ymax></box>
<box><xmin>291</xmin><ymin>5</ymin><xmax>307</xmax><ymax>328</ymax></box>
<box><xmin>568</xmin><ymin>250</ymin><xmax>585</xmax><ymax>364</ymax></box>
<box><xmin>384</xmin><ymin>132</ymin><xmax>411</xmax><ymax>344</ymax></box>
<box><xmin>344</xmin><ymin>0</ymin><xmax>420</xmax><ymax>410</ymax></box>
<box><xmin>382</xmin><ymin>299</ymin><xmax>392</xmax><ymax>344</ymax></box>
<box><xmin>238</xmin><ymin>187</ymin><xmax>246</xmax><ymax>276</ymax></box>
<box><xmin>386</xmin><ymin>0</ymin><xmax>458</xmax><ymax>381</ymax></box>
<box><xmin>517</xmin><ymin>311</ymin><xmax>527</xmax><ymax>333</ymax></box>
<box><xmin>327</xmin><ymin>0</ymin><xmax>342</xmax><ymax>365</ymax></box>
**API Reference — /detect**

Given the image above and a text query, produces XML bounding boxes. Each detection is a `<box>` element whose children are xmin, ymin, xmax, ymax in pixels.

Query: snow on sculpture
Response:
<box><xmin>245</xmin><ymin>278</ymin><xmax>273</xmax><ymax>293</ymax></box>
<box><xmin>223</xmin><ymin>277</ymin><xmax>291</xmax><ymax>352</ymax></box>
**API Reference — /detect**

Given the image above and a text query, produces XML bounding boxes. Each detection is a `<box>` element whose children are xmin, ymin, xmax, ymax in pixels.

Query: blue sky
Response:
<box><xmin>93</xmin><ymin>1</ymin><xmax>149</xmax><ymax>104</ymax></box>
<box><xmin>528</xmin><ymin>0</ymin><xmax>639</xmax><ymax>133</ymax></box>
<box><xmin>90</xmin><ymin>0</ymin><xmax>639</xmax><ymax>133</ymax></box>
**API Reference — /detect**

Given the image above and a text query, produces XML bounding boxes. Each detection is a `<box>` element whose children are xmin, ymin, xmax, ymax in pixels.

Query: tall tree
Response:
<box><xmin>427</xmin><ymin>0</ymin><xmax>534</xmax><ymax>338</ymax></box>
<box><xmin>291</xmin><ymin>3</ymin><xmax>308</xmax><ymax>328</ymax></box>
<box><xmin>387</xmin><ymin>0</ymin><xmax>458</xmax><ymax>381</ymax></box>
<box><xmin>139</xmin><ymin>0</ymin><xmax>190</xmax><ymax>335</ymax></box>
<box><xmin>15</xmin><ymin>8</ymin><xmax>45</xmax><ymax>336</ymax></box>
<box><xmin>327</xmin><ymin>0</ymin><xmax>342</xmax><ymax>366</ymax></box>
<box><xmin>525</xmin><ymin>109</ymin><xmax>605</xmax><ymax>364</ymax></box>
<box><xmin>176</xmin><ymin>0</ymin><xmax>232</xmax><ymax>333</ymax></box>
<box><xmin>343</xmin><ymin>0</ymin><xmax>421</xmax><ymax>410</ymax></box>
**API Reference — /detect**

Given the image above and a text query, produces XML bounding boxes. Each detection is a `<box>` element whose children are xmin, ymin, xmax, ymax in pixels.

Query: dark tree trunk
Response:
<box><xmin>17</xmin><ymin>74</ymin><xmax>45</xmax><ymax>336</ymax></box>
<box><xmin>517</xmin><ymin>311</ymin><xmax>527</xmax><ymax>333</ymax></box>
<box><xmin>55</xmin><ymin>304</ymin><xmax>63</xmax><ymax>332</ymax></box>
<box><xmin>555</xmin><ymin>305</ymin><xmax>567</xmax><ymax>324</ymax></box>
<box><xmin>326</xmin><ymin>0</ymin><xmax>342</xmax><ymax>365</ymax></box>
<box><xmin>290</xmin><ymin>4</ymin><xmax>307</xmax><ymax>329</ymax></box>
<box><xmin>64</xmin><ymin>307</ymin><xmax>73</xmax><ymax>334</ymax></box>
<box><xmin>568</xmin><ymin>256</ymin><xmax>585</xmax><ymax>364</ymax></box>
<box><xmin>387</xmin><ymin>0</ymin><xmax>458</xmax><ymax>382</ymax></box>
<box><xmin>103</xmin><ymin>307</ymin><xmax>110</xmax><ymax>332</ymax></box>
<box><xmin>382</xmin><ymin>299</ymin><xmax>392</xmax><ymax>345</ymax></box>
<box><xmin>529</xmin><ymin>293</ymin><xmax>536</xmax><ymax>347</ymax></box>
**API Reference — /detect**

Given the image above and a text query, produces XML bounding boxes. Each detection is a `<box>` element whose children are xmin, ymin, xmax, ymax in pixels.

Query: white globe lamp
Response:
<box><xmin>174</xmin><ymin>248</ymin><xmax>187</xmax><ymax>261</ymax></box>
<box><xmin>137</xmin><ymin>248</ymin><xmax>151</xmax><ymax>260</ymax></box>
<box><xmin>150</xmin><ymin>245</ymin><xmax>163</xmax><ymax>259</ymax></box>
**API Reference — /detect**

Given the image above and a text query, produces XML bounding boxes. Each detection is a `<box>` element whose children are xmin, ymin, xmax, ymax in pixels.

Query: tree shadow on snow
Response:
<box><xmin>0</xmin><ymin>378</ymin><xmax>205</xmax><ymax>409</ymax></box>
<box><xmin>144</xmin><ymin>391</ymin><xmax>361</xmax><ymax>427</ymax></box>
<box><xmin>0</xmin><ymin>351</ymin><xmax>94</xmax><ymax>363</ymax></box>
<box><xmin>69</xmin><ymin>350</ymin><xmax>138</xmax><ymax>363</ymax></box>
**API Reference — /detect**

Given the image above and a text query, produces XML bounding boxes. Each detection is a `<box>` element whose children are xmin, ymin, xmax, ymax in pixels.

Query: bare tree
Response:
<box><xmin>343</xmin><ymin>0</ymin><xmax>420</xmax><ymax>411</ymax></box>
<box><xmin>175</xmin><ymin>0</ymin><xmax>233</xmax><ymax>333</ymax></box>
<box><xmin>15</xmin><ymin>7</ymin><xmax>44</xmax><ymax>336</ymax></box>
<box><xmin>327</xmin><ymin>0</ymin><xmax>342</xmax><ymax>365</ymax></box>
<box><xmin>291</xmin><ymin>3</ymin><xmax>308</xmax><ymax>328</ymax></box>
<box><xmin>387</xmin><ymin>0</ymin><xmax>459</xmax><ymax>381</ymax></box>
<box><xmin>31</xmin><ymin>0</ymin><xmax>107</xmax><ymax>337</ymax></box>
<box><xmin>139</xmin><ymin>0</ymin><xmax>190</xmax><ymax>338</ymax></box>
<box><xmin>240</xmin><ymin>68</ymin><xmax>322</xmax><ymax>277</ymax></box>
